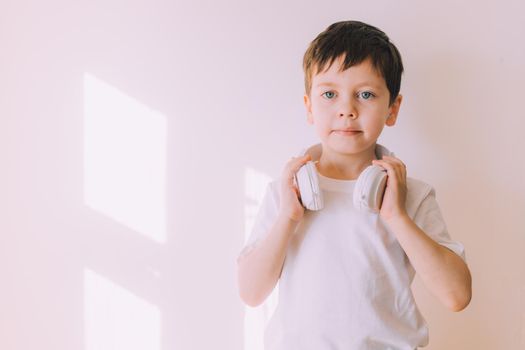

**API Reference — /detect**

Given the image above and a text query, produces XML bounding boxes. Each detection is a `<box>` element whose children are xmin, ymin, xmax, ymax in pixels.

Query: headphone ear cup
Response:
<box><xmin>353</xmin><ymin>165</ymin><xmax>387</xmax><ymax>212</ymax></box>
<box><xmin>295</xmin><ymin>161</ymin><xmax>324</xmax><ymax>211</ymax></box>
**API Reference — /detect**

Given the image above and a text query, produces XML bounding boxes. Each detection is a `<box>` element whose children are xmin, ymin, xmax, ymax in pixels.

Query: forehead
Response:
<box><xmin>312</xmin><ymin>57</ymin><xmax>386</xmax><ymax>89</ymax></box>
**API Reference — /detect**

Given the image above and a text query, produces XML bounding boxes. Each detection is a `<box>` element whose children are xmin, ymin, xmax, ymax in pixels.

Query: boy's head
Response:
<box><xmin>303</xmin><ymin>20</ymin><xmax>403</xmax><ymax>106</ymax></box>
<box><xmin>302</xmin><ymin>21</ymin><xmax>404</xmax><ymax>157</ymax></box>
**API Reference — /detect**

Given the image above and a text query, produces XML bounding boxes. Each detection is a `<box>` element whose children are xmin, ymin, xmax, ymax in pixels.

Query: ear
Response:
<box><xmin>385</xmin><ymin>94</ymin><xmax>403</xmax><ymax>127</ymax></box>
<box><xmin>304</xmin><ymin>94</ymin><xmax>314</xmax><ymax>125</ymax></box>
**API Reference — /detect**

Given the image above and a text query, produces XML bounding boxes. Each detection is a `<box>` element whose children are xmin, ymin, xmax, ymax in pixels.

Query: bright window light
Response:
<box><xmin>243</xmin><ymin>167</ymin><xmax>279</xmax><ymax>350</ymax></box>
<box><xmin>83</xmin><ymin>73</ymin><xmax>167</xmax><ymax>243</ymax></box>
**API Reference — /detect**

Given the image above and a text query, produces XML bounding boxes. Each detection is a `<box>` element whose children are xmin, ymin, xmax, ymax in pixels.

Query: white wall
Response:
<box><xmin>1</xmin><ymin>0</ymin><xmax>524</xmax><ymax>349</ymax></box>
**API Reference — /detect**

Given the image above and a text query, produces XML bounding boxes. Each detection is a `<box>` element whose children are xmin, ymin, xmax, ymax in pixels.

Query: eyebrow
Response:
<box><xmin>315</xmin><ymin>81</ymin><xmax>382</xmax><ymax>89</ymax></box>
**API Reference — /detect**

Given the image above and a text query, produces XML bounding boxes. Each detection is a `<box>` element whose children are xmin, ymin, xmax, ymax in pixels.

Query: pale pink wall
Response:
<box><xmin>0</xmin><ymin>0</ymin><xmax>523</xmax><ymax>349</ymax></box>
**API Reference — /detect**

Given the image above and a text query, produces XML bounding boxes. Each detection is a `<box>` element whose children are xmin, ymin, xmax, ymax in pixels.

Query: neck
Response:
<box><xmin>315</xmin><ymin>144</ymin><xmax>377</xmax><ymax>180</ymax></box>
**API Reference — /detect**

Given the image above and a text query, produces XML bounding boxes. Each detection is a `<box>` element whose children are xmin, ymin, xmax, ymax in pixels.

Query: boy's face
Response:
<box><xmin>303</xmin><ymin>55</ymin><xmax>402</xmax><ymax>157</ymax></box>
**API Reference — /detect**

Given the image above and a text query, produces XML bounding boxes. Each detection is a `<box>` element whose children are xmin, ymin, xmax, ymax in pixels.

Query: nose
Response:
<box><xmin>339</xmin><ymin>111</ymin><xmax>358</xmax><ymax>120</ymax></box>
<box><xmin>339</xmin><ymin>101</ymin><xmax>358</xmax><ymax>120</ymax></box>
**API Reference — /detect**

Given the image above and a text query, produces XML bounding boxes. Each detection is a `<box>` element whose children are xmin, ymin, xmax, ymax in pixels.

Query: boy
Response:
<box><xmin>237</xmin><ymin>20</ymin><xmax>472</xmax><ymax>349</ymax></box>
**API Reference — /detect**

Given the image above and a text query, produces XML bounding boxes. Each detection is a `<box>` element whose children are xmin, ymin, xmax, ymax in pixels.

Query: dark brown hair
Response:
<box><xmin>303</xmin><ymin>20</ymin><xmax>404</xmax><ymax>106</ymax></box>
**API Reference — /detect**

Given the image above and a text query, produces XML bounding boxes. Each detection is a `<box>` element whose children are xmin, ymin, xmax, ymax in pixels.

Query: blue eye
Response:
<box><xmin>322</xmin><ymin>91</ymin><xmax>336</xmax><ymax>99</ymax></box>
<box><xmin>359</xmin><ymin>91</ymin><xmax>374</xmax><ymax>100</ymax></box>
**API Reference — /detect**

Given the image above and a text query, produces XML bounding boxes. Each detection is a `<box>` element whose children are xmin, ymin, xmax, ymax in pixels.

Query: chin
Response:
<box><xmin>326</xmin><ymin>137</ymin><xmax>374</xmax><ymax>155</ymax></box>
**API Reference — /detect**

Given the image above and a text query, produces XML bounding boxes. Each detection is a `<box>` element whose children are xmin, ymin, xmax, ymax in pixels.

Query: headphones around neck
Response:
<box><xmin>293</xmin><ymin>143</ymin><xmax>395</xmax><ymax>213</ymax></box>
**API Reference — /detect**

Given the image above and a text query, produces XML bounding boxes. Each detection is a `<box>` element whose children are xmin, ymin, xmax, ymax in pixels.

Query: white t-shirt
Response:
<box><xmin>240</xmin><ymin>172</ymin><xmax>466</xmax><ymax>350</ymax></box>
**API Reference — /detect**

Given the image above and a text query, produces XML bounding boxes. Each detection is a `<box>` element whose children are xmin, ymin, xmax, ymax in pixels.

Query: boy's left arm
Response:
<box><xmin>373</xmin><ymin>156</ymin><xmax>472</xmax><ymax>312</ymax></box>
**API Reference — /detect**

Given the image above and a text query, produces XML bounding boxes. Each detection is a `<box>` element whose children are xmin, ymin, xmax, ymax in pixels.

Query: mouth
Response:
<box><xmin>333</xmin><ymin>130</ymin><xmax>362</xmax><ymax>136</ymax></box>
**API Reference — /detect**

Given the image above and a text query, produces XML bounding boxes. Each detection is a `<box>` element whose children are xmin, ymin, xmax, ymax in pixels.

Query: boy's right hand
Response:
<box><xmin>279</xmin><ymin>154</ymin><xmax>312</xmax><ymax>223</ymax></box>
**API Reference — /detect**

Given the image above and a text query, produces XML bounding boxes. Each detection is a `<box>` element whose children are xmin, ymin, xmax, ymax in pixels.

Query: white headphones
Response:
<box><xmin>293</xmin><ymin>143</ymin><xmax>395</xmax><ymax>213</ymax></box>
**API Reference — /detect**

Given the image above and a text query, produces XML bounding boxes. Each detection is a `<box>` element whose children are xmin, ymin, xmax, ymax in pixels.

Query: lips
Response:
<box><xmin>333</xmin><ymin>129</ymin><xmax>362</xmax><ymax>135</ymax></box>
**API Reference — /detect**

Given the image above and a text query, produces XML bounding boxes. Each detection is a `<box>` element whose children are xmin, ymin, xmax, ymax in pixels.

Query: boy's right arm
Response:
<box><xmin>237</xmin><ymin>154</ymin><xmax>311</xmax><ymax>307</ymax></box>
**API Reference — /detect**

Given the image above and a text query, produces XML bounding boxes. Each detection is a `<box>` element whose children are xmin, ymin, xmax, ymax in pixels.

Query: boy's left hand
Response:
<box><xmin>371</xmin><ymin>155</ymin><xmax>408</xmax><ymax>222</ymax></box>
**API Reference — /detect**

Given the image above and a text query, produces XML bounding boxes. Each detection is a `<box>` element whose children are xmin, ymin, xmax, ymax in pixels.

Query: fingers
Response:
<box><xmin>283</xmin><ymin>154</ymin><xmax>312</xmax><ymax>187</ymax></box>
<box><xmin>286</xmin><ymin>155</ymin><xmax>312</xmax><ymax>172</ymax></box>
<box><xmin>387</xmin><ymin>155</ymin><xmax>406</xmax><ymax>179</ymax></box>
<box><xmin>372</xmin><ymin>155</ymin><xmax>406</xmax><ymax>180</ymax></box>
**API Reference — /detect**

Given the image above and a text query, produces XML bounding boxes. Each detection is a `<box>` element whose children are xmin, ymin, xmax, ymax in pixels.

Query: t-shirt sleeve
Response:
<box><xmin>237</xmin><ymin>179</ymin><xmax>280</xmax><ymax>263</ymax></box>
<box><xmin>413</xmin><ymin>187</ymin><xmax>467</xmax><ymax>262</ymax></box>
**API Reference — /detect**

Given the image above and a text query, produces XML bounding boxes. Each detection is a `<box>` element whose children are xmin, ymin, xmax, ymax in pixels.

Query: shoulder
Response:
<box><xmin>406</xmin><ymin>176</ymin><xmax>434</xmax><ymax>197</ymax></box>
<box><xmin>405</xmin><ymin>177</ymin><xmax>436</xmax><ymax>218</ymax></box>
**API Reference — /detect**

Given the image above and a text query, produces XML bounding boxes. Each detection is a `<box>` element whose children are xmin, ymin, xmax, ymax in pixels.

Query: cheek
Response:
<box><xmin>357</xmin><ymin>110</ymin><xmax>384</xmax><ymax>127</ymax></box>
<box><xmin>310</xmin><ymin>105</ymin><xmax>327</xmax><ymax>122</ymax></box>
<box><xmin>311</xmin><ymin>100</ymin><xmax>334</xmax><ymax>114</ymax></box>
<box><xmin>363</xmin><ymin>119</ymin><xmax>386</xmax><ymax>136</ymax></box>
<box><xmin>310</xmin><ymin>116</ymin><xmax>333</xmax><ymax>138</ymax></box>
<box><xmin>311</xmin><ymin>113</ymin><xmax>332</xmax><ymax>131</ymax></box>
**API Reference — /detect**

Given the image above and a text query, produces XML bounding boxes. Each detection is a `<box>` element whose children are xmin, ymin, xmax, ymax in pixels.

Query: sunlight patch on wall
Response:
<box><xmin>243</xmin><ymin>167</ymin><xmax>279</xmax><ymax>350</ymax></box>
<box><xmin>83</xmin><ymin>73</ymin><xmax>167</xmax><ymax>243</ymax></box>
<box><xmin>84</xmin><ymin>268</ymin><xmax>161</xmax><ymax>350</ymax></box>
